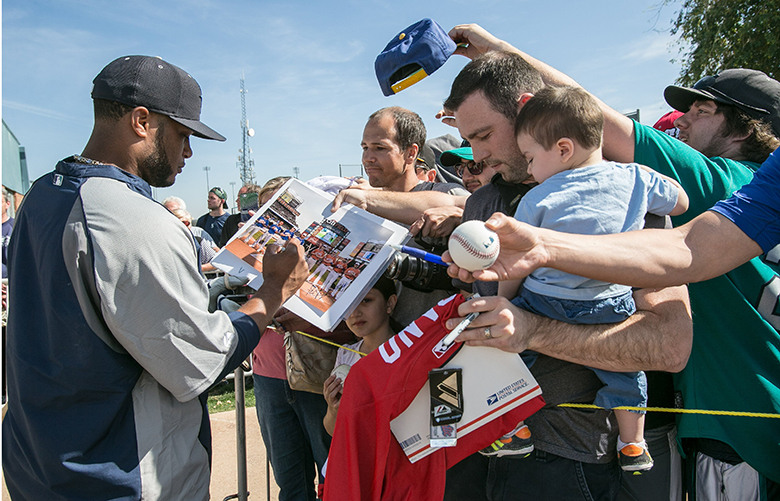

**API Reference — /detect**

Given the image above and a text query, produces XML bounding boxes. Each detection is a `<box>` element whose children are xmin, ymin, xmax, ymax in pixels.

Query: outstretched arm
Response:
<box><xmin>443</xmin><ymin>24</ymin><xmax>637</xmax><ymax>163</ymax></box>
<box><xmin>446</xmin><ymin>211</ymin><xmax>762</xmax><ymax>288</ymax></box>
<box><xmin>446</xmin><ymin>285</ymin><xmax>692</xmax><ymax>373</ymax></box>
<box><xmin>331</xmin><ymin>188</ymin><xmax>467</xmax><ymax>226</ymax></box>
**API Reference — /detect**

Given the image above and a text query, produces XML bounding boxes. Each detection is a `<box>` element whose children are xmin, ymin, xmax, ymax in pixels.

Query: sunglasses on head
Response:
<box><xmin>456</xmin><ymin>161</ymin><xmax>484</xmax><ymax>177</ymax></box>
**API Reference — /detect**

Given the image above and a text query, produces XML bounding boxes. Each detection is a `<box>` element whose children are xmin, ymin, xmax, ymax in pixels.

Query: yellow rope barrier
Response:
<box><xmin>269</xmin><ymin>325</ymin><xmax>367</xmax><ymax>356</ymax></box>
<box><xmin>558</xmin><ymin>403</ymin><xmax>780</xmax><ymax>418</ymax></box>
<box><xmin>294</xmin><ymin>330</ymin><xmax>367</xmax><ymax>356</ymax></box>
<box><xmin>274</xmin><ymin>327</ymin><xmax>780</xmax><ymax>418</ymax></box>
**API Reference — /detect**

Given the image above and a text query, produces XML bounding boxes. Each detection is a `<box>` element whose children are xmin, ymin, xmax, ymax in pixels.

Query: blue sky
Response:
<box><xmin>3</xmin><ymin>0</ymin><xmax>684</xmax><ymax>215</ymax></box>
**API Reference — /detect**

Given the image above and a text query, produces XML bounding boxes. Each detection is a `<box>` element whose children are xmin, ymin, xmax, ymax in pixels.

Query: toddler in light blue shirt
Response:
<box><xmin>493</xmin><ymin>86</ymin><xmax>688</xmax><ymax>472</ymax></box>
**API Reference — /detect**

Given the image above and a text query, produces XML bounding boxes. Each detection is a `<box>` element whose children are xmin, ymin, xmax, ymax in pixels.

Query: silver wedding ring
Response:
<box><xmin>484</xmin><ymin>327</ymin><xmax>492</xmax><ymax>339</ymax></box>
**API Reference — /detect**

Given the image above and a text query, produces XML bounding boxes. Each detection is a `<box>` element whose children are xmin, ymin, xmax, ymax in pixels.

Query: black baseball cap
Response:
<box><xmin>664</xmin><ymin>69</ymin><xmax>780</xmax><ymax>138</ymax></box>
<box><xmin>92</xmin><ymin>55</ymin><xmax>226</xmax><ymax>141</ymax></box>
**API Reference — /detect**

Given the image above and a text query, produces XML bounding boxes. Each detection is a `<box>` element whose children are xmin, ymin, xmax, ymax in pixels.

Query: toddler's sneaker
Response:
<box><xmin>479</xmin><ymin>425</ymin><xmax>534</xmax><ymax>457</ymax></box>
<box><xmin>618</xmin><ymin>441</ymin><xmax>654</xmax><ymax>473</ymax></box>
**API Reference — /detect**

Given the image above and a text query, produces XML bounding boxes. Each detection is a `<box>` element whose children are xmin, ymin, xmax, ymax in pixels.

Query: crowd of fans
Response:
<box><xmin>2</xmin><ymin>22</ymin><xmax>778</xmax><ymax>501</ymax></box>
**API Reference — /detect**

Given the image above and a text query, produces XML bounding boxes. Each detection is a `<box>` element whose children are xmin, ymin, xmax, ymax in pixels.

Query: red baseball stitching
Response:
<box><xmin>452</xmin><ymin>233</ymin><xmax>498</xmax><ymax>260</ymax></box>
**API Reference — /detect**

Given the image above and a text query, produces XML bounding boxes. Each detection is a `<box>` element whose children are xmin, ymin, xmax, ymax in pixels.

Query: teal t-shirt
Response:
<box><xmin>634</xmin><ymin>122</ymin><xmax>780</xmax><ymax>482</ymax></box>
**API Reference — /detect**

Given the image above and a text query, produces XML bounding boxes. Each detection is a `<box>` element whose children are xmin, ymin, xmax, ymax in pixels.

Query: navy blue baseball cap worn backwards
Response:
<box><xmin>375</xmin><ymin>19</ymin><xmax>457</xmax><ymax>97</ymax></box>
<box><xmin>664</xmin><ymin>69</ymin><xmax>780</xmax><ymax>138</ymax></box>
<box><xmin>92</xmin><ymin>55</ymin><xmax>226</xmax><ymax>141</ymax></box>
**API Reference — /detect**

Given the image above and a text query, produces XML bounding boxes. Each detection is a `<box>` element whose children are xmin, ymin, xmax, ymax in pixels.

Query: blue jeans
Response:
<box><xmin>514</xmin><ymin>287</ymin><xmax>635</xmax><ymax>325</ymax></box>
<box><xmin>512</xmin><ymin>292</ymin><xmax>647</xmax><ymax>410</ymax></box>
<box><xmin>444</xmin><ymin>451</ymin><xmax>622</xmax><ymax>500</ymax></box>
<box><xmin>253</xmin><ymin>375</ymin><xmax>331</xmax><ymax>501</ymax></box>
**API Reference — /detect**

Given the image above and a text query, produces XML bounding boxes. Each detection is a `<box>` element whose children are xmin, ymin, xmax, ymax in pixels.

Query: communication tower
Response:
<box><xmin>237</xmin><ymin>74</ymin><xmax>256</xmax><ymax>185</ymax></box>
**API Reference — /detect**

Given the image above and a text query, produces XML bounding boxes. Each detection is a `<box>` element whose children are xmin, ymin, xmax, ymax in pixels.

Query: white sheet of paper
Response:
<box><xmin>390</xmin><ymin>344</ymin><xmax>542</xmax><ymax>463</ymax></box>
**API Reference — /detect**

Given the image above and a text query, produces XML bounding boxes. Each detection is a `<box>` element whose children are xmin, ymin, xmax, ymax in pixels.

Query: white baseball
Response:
<box><xmin>332</xmin><ymin>364</ymin><xmax>351</xmax><ymax>382</ymax></box>
<box><xmin>448</xmin><ymin>221</ymin><xmax>500</xmax><ymax>272</ymax></box>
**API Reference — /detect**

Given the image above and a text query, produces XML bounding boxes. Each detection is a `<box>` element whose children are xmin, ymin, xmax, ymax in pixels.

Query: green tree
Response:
<box><xmin>668</xmin><ymin>0</ymin><xmax>780</xmax><ymax>85</ymax></box>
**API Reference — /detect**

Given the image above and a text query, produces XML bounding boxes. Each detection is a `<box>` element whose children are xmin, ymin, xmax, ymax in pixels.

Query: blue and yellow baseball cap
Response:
<box><xmin>375</xmin><ymin>19</ymin><xmax>457</xmax><ymax>97</ymax></box>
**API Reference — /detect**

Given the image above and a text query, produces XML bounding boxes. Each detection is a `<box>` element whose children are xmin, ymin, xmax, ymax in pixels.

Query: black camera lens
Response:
<box><xmin>384</xmin><ymin>252</ymin><xmax>456</xmax><ymax>293</ymax></box>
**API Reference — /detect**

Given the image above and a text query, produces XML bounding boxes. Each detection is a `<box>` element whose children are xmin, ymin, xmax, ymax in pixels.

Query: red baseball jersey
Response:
<box><xmin>323</xmin><ymin>294</ymin><xmax>545</xmax><ymax>501</ymax></box>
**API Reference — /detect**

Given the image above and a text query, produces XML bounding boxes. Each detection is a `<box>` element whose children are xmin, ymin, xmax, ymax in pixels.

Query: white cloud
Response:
<box><xmin>622</xmin><ymin>34</ymin><xmax>676</xmax><ymax>62</ymax></box>
<box><xmin>260</xmin><ymin>17</ymin><xmax>366</xmax><ymax>64</ymax></box>
<box><xmin>2</xmin><ymin>101</ymin><xmax>74</xmax><ymax>122</ymax></box>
